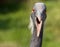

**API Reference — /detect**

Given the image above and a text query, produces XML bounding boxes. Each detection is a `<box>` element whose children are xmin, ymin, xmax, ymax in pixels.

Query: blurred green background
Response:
<box><xmin>0</xmin><ymin>0</ymin><xmax>60</xmax><ymax>47</ymax></box>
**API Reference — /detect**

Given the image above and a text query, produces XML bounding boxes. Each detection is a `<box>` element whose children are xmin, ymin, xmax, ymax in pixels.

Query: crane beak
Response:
<box><xmin>36</xmin><ymin>16</ymin><xmax>42</xmax><ymax>37</ymax></box>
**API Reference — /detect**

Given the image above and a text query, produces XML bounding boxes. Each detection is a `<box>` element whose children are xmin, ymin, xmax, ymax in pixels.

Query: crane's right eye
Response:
<box><xmin>32</xmin><ymin>8</ymin><xmax>35</xmax><ymax>12</ymax></box>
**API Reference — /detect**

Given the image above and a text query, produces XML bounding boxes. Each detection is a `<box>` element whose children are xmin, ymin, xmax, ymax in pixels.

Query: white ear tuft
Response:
<box><xmin>28</xmin><ymin>16</ymin><xmax>34</xmax><ymax>34</ymax></box>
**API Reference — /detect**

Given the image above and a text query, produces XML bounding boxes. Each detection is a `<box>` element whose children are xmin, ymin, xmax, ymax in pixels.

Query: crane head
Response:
<box><xmin>32</xmin><ymin>2</ymin><xmax>47</xmax><ymax>37</ymax></box>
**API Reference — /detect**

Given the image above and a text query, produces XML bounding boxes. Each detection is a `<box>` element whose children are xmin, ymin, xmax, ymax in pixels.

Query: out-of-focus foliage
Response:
<box><xmin>0</xmin><ymin>0</ymin><xmax>28</xmax><ymax>14</ymax></box>
<box><xmin>0</xmin><ymin>0</ymin><xmax>28</xmax><ymax>4</ymax></box>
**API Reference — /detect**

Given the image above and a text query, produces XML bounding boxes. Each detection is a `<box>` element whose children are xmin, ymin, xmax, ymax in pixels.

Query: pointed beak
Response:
<box><xmin>36</xmin><ymin>15</ymin><xmax>42</xmax><ymax>37</ymax></box>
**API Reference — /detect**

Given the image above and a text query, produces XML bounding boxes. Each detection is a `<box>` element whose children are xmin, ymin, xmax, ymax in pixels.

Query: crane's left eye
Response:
<box><xmin>43</xmin><ymin>9</ymin><xmax>46</xmax><ymax>14</ymax></box>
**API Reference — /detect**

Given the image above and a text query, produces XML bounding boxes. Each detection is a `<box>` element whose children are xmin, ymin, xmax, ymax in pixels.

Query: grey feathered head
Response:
<box><xmin>32</xmin><ymin>2</ymin><xmax>46</xmax><ymax>22</ymax></box>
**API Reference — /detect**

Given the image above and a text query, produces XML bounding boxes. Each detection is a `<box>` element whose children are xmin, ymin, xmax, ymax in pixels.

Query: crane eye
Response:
<box><xmin>32</xmin><ymin>8</ymin><xmax>35</xmax><ymax>12</ymax></box>
<box><xmin>43</xmin><ymin>9</ymin><xmax>46</xmax><ymax>14</ymax></box>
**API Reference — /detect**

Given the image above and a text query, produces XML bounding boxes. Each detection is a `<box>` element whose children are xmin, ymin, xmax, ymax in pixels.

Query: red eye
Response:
<box><xmin>32</xmin><ymin>8</ymin><xmax>35</xmax><ymax>12</ymax></box>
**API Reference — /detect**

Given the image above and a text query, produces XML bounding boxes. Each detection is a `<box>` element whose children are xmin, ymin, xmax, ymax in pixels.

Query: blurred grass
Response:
<box><xmin>43</xmin><ymin>1</ymin><xmax>60</xmax><ymax>47</ymax></box>
<box><xmin>0</xmin><ymin>1</ymin><xmax>60</xmax><ymax>47</ymax></box>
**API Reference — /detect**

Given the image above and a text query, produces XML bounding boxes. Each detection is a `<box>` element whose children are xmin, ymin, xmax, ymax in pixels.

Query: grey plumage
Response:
<box><xmin>29</xmin><ymin>2</ymin><xmax>47</xmax><ymax>47</ymax></box>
